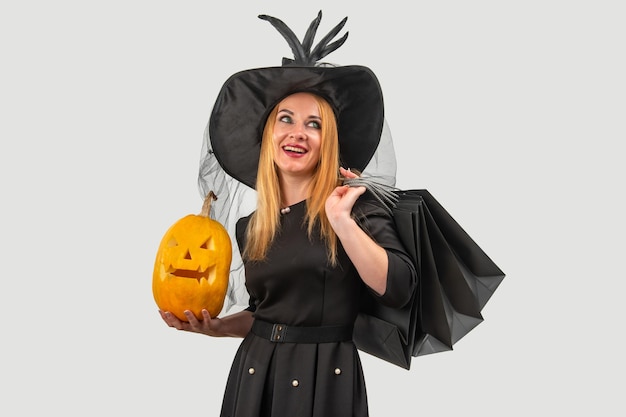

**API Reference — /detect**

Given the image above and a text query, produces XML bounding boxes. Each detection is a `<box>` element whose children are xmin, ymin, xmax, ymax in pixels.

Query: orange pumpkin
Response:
<box><xmin>152</xmin><ymin>191</ymin><xmax>232</xmax><ymax>321</ymax></box>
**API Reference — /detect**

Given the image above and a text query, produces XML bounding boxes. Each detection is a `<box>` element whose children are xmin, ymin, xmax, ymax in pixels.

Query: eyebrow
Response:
<box><xmin>277</xmin><ymin>108</ymin><xmax>321</xmax><ymax>120</ymax></box>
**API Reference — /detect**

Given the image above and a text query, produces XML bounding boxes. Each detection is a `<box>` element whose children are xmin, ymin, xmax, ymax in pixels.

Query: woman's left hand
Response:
<box><xmin>325</xmin><ymin>167</ymin><xmax>365</xmax><ymax>229</ymax></box>
<box><xmin>325</xmin><ymin>167</ymin><xmax>389</xmax><ymax>295</ymax></box>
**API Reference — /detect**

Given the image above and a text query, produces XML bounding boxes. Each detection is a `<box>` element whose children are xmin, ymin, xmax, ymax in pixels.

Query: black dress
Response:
<box><xmin>220</xmin><ymin>194</ymin><xmax>417</xmax><ymax>417</ymax></box>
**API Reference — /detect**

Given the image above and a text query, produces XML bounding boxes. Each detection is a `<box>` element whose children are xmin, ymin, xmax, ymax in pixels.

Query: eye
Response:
<box><xmin>278</xmin><ymin>115</ymin><xmax>293</xmax><ymax>124</ymax></box>
<box><xmin>307</xmin><ymin>120</ymin><xmax>321</xmax><ymax>129</ymax></box>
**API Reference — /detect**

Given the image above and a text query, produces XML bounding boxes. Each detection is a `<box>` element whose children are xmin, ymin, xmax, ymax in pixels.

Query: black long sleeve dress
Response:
<box><xmin>219</xmin><ymin>193</ymin><xmax>417</xmax><ymax>417</ymax></box>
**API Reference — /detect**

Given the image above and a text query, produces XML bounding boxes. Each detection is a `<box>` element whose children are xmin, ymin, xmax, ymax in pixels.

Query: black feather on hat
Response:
<box><xmin>208</xmin><ymin>11</ymin><xmax>385</xmax><ymax>189</ymax></box>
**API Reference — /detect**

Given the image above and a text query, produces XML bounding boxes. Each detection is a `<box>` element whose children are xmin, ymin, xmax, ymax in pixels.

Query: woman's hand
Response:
<box><xmin>159</xmin><ymin>309</ymin><xmax>254</xmax><ymax>338</ymax></box>
<box><xmin>325</xmin><ymin>167</ymin><xmax>389</xmax><ymax>296</ymax></box>
<box><xmin>159</xmin><ymin>309</ymin><xmax>224</xmax><ymax>336</ymax></box>
<box><xmin>325</xmin><ymin>167</ymin><xmax>365</xmax><ymax>230</ymax></box>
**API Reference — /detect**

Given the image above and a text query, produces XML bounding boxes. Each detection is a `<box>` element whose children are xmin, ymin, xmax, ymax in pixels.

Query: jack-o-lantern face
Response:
<box><xmin>152</xmin><ymin>192</ymin><xmax>232</xmax><ymax>321</ymax></box>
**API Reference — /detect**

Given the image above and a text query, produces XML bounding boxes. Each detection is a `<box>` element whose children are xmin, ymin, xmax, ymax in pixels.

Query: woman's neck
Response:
<box><xmin>279</xmin><ymin>175</ymin><xmax>312</xmax><ymax>207</ymax></box>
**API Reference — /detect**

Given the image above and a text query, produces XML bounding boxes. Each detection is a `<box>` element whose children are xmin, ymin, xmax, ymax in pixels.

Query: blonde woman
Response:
<box><xmin>160</xmin><ymin>13</ymin><xmax>416</xmax><ymax>417</ymax></box>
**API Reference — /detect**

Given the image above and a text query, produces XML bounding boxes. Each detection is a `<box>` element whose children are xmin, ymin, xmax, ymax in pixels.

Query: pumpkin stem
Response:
<box><xmin>201</xmin><ymin>191</ymin><xmax>217</xmax><ymax>218</ymax></box>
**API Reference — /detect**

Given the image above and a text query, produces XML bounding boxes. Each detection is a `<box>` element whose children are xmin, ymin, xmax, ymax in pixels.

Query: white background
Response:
<box><xmin>2</xmin><ymin>1</ymin><xmax>624</xmax><ymax>415</ymax></box>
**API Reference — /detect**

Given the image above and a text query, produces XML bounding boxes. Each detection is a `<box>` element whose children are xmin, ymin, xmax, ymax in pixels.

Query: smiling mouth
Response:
<box><xmin>283</xmin><ymin>145</ymin><xmax>307</xmax><ymax>154</ymax></box>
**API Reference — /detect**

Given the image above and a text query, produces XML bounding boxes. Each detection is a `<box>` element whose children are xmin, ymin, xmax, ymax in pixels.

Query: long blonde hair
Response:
<box><xmin>243</xmin><ymin>93</ymin><xmax>341</xmax><ymax>264</ymax></box>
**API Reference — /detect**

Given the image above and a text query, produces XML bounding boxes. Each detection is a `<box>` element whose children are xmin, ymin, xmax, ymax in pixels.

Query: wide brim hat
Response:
<box><xmin>209</xmin><ymin>65</ymin><xmax>384</xmax><ymax>189</ymax></box>
<box><xmin>207</xmin><ymin>12</ymin><xmax>385</xmax><ymax>189</ymax></box>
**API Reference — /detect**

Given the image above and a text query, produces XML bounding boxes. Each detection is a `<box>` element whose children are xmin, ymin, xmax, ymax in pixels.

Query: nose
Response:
<box><xmin>289</xmin><ymin>124</ymin><xmax>307</xmax><ymax>140</ymax></box>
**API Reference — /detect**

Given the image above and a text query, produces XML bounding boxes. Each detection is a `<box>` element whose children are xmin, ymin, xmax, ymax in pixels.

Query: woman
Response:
<box><xmin>160</xmin><ymin>12</ymin><xmax>417</xmax><ymax>417</ymax></box>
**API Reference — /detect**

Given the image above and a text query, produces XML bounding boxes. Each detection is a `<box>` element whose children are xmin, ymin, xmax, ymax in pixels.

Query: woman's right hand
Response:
<box><xmin>159</xmin><ymin>309</ymin><xmax>254</xmax><ymax>338</ymax></box>
<box><xmin>159</xmin><ymin>309</ymin><xmax>224</xmax><ymax>337</ymax></box>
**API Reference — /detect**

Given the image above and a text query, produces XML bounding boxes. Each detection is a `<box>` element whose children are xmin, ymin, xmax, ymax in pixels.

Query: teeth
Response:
<box><xmin>284</xmin><ymin>146</ymin><xmax>306</xmax><ymax>154</ymax></box>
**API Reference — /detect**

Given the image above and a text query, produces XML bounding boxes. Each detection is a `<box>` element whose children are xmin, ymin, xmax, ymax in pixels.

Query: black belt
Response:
<box><xmin>251</xmin><ymin>319</ymin><xmax>353</xmax><ymax>344</ymax></box>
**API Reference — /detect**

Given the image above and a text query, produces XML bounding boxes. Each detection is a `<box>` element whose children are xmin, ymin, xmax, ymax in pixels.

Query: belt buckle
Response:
<box><xmin>271</xmin><ymin>323</ymin><xmax>287</xmax><ymax>343</ymax></box>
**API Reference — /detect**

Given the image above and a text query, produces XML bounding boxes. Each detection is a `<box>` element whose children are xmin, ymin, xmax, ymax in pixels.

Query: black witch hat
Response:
<box><xmin>208</xmin><ymin>11</ymin><xmax>385</xmax><ymax>189</ymax></box>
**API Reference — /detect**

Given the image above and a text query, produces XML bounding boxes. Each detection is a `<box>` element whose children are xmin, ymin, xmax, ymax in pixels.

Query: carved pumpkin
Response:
<box><xmin>152</xmin><ymin>191</ymin><xmax>231</xmax><ymax>321</ymax></box>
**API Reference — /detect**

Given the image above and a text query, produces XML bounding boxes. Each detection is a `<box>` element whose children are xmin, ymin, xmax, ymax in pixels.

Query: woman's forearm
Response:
<box><xmin>216</xmin><ymin>310</ymin><xmax>255</xmax><ymax>338</ymax></box>
<box><xmin>333</xmin><ymin>217</ymin><xmax>388</xmax><ymax>295</ymax></box>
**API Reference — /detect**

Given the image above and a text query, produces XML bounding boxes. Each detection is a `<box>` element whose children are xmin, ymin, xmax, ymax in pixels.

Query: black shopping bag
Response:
<box><xmin>354</xmin><ymin>189</ymin><xmax>505</xmax><ymax>369</ymax></box>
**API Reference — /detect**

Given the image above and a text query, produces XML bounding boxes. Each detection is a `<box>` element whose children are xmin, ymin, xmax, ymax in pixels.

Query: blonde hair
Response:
<box><xmin>243</xmin><ymin>93</ymin><xmax>341</xmax><ymax>264</ymax></box>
